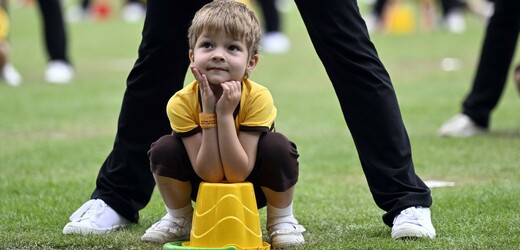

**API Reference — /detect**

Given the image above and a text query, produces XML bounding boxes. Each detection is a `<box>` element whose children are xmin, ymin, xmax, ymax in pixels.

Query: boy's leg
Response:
<box><xmin>142</xmin><ymin>135</ymin><xmax>196</xmax><ymax>243</ymax></box>
<box><xmin>294</xmin><ymin>0</ymin><xmax>433</xmax><ymax>231</ymax></box>
<box><xmin>253</xmin><ymin>133</ymin><xmax>305</xmax><ymax>248</ymax></box>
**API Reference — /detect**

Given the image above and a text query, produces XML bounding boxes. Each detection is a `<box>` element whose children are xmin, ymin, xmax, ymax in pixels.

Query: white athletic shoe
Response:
<box><xmin>66</xmin><ymin>5</ymin><xmax>91</xmax><ymax>23</ymax></box>
<box><xmin>62</xmin><ymin>199</ymin><xmax>130</xmax><ymax>235</ymax></box>
<box><xmin>1</xmin><ymin>63</ymin><xmax>22</xmax><ymax>86</ymax></box>
<box><xmin>122</xmin><ymin>3</ymin><xmax>146</xmax><ymax>23</ymax></box>
<box><xmin>438</xmin><ymin>114</ymin><xmax>487</xmax><ymax>137</ymax></box>
<box><xmin>45</xmin><ymin>60</ymin><xmax>74</xmax><ymax>84</ymax></box>
<box><xmin>391</xmin><ymin>207</ymin><xmax>436</xmax><ymax>239</ymax></box>
<box><xmin>444</xmin><ymin>10</ymin><xmax>466</xmax><ymax>34</ymax></box>
<box><xmin>267</xmin><ymin>216</ymin><xmax>306</xmax><ymax>248</ymax></box>
<box><xmin>261</xmin><ymin>32</ymin><xmax>290</xmax><ymax>54</ymax></box>
<box><xmin>141</xmin><ymin>214</ymin><xmax>192</xmax><ymax>244</ymax></box>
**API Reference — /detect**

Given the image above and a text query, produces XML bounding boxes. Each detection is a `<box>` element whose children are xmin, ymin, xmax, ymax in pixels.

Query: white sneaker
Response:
<box><xmin>267</xmin><ymin>216</ymin><xmax>306</xmax><ymax>248</ymax></box>
<box><xmin>438</xmin><ymin>114</ymin><xmax>487</xmax><ymax>137</ymax></box>
<box><xmin>141</xmin><ymin>214</ymin><xmax>192</xmax><ymax>244</ymax></box>
<box><xmin>364</xmin><ymin>13</ymin><xmax>381</xmax><ymax>33</ymax></box>
<box><xmin>122</xmin><ymin>3</ymin><xmax>146</xmax><ymax>23</ymax></box>
<box><xmin>391</xmin><ymin>207</ymin><xmax>436</xmax><ymax>239</ymax></box>
<box><xmin>261</xmin><ymin>32</ymin><xmax>290</xmax><ymax>54</ymax></box>
<box><xmin>62</xmin><ymin>199</ymin><xmax>130</xmax><ymax>235</ymax></box>
<box><xmin>67</xmin><ymin>5</ymin><xmax>91</xmax><ymax>23</ymax></box>
<box><xmin>45</xmin><ymin>60</ymin><xmax>74</xmax><ymax>84</ymax></box>
<box><xmin>2</xmin><ymin>63</ymin><xmax>22</xmax><ymax>86</ymax></box>
<box><xmin>444</xmin><ymin>10</ymin><xmax>466</xmax><ymax>34</ymax></box>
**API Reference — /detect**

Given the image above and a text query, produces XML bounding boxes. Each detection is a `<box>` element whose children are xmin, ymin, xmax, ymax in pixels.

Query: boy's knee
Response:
<box><xmin>148</xmin><ymin>135</ymin><xmax>182</xmax><ymax>164</ymax></box>
<box><xmin>259</xmin><ymin>133</ymin><xmax>299</xmax><ymax>160</ymax></box>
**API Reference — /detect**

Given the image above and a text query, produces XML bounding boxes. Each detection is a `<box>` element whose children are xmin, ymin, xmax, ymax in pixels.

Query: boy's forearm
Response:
<box><xmin>217</xmin><ymin>114</ymin><xmax>251</xmax><ymax>182</ymax></box>
<box><xmin>195</xmin><ymin>127</ymin><xmax>224</xmax><ymax>182</ymax></box>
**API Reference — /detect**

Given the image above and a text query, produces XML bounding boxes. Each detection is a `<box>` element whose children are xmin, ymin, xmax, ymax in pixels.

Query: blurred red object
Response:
<box><xmin>92</xmin><ymin>0</ymin><xmax>112</xmax><ymax>21</ymax></box>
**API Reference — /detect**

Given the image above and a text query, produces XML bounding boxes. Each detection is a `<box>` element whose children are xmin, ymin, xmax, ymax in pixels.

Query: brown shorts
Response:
<box><xmin>148</xmin><ymin>132</ymin><xmax>300</xmax><ymax>208</ymax></box>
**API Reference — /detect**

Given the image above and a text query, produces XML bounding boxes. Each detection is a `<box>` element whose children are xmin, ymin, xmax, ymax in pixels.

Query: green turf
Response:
<box><xmin>1</xmin><ymin>1</ymin><xmax>519</xmax><ymax>249</ymax></box>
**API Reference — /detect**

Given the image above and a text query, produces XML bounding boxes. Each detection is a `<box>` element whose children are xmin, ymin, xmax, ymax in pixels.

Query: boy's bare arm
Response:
<box><xmin>217</xmin><ymin>112</ymin><xmax>260</xmax><ymax>182</ymax></box>
<box><xmin>182</xmin><ymin>132</ymin><xmax>224</xmax><ymax>182</ymax></box>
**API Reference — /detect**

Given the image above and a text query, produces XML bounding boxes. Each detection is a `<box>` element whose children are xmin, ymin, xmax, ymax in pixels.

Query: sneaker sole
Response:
<box><xmin>141</xmin><ymin>233</ymin><xmax>189</xmax><ymax>244</ymax></box>
<box><xmin>391</xmin><ymin>224</ymin><xmax>435</xmax><ymax>239</ymax></box>
<box><xmin>271</xmin><ymin>235</ymin><xmax>305</xmax><ymax>248</ymax></box>
<box><xmin>62</xmin><ymin>224</ymin><xmax>124</xmax><ymax>235</ymax></box>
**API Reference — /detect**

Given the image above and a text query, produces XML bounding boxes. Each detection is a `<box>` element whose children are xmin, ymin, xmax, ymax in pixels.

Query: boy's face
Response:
<box><xmin>189</xmin><ymin>31</ymin><xmax>258</xmax><ymax>85</ymax></box>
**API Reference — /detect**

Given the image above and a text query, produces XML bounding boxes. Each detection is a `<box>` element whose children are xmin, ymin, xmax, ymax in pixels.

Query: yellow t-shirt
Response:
<box><xmin>0</xmin><ymin>7</ymin><xmax>9</xmax><ymax>41</ymax></box>
<box><xmin>167</xmin><ymin>78</ymin><xmax>276</xmax><ymax>137</ymax></box>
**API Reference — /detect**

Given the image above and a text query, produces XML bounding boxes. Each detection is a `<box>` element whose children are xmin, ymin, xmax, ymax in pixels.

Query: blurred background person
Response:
<box><xmin>37</xmin><ymin>0</ymin><xmax>74</xmax><ymax>84</ymax></box>
<box><xmin>438</xmin><ymin>0</ymin><xmax>519</xmax><ymax>137</ymax></box>
<box><xmin>257</xmin><ymin>0</ymin><xmax>291</xmax><ymax>54</ymax></box>
<box><xmin>68</xmin><ymin>0</ymin><xmax>146</xmax><ymax>23</ymax></box>
<box><xmin>0</xmin><ymin>0</ymin><xmax>22</xmax><ymax>86</ymax></box>
<box><xmin>365</xmin><ymin>0</ymin><xmax>476</xmax><ymax>33</ymax></box>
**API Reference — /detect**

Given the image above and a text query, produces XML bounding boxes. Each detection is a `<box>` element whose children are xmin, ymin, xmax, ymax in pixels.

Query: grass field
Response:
<box><xmin>1</xmin><ymin>1</ymin><xmax>519</xmax><ymax>249</ymax></box>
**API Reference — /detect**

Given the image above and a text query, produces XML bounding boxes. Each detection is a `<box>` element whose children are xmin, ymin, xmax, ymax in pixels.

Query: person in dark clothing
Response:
<box><xmin>438</xmin><ymin>0</ymin><xmax>519</xmax><ymax>137</ymax></box>
<box><xmin>62</xmin><ymin>0</ymin><xmax>436</xmax><ymax>240</ymax></box>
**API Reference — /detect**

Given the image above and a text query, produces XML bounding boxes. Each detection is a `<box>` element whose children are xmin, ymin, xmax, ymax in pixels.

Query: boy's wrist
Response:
<box><xmin>199</xmin><ymin>113</ymin><xmax>217</xmax><ymax>128</ymax></box>
<box><xmin>202</xmin><ymin>105</ymin><xmax>216</xmax><ymax>114</ymax></box>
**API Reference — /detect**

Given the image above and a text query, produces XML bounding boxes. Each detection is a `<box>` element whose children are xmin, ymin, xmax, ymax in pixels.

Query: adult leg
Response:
<box><xmin>372</xmin><ymin>0</ymin><xmax>387</xmax><ymax>20</ymax></box>
<box><xmin>257</xmin><ymin>0</ymin><xmax>280</xmax><ymax>33</ymax></box>
<box><xmin>462</xmin><ymin>0</ymin><xmax>520</xmax><ymax>128</ymax></box>
<box><xmin>257</xmin><ymin>0</ymin><xmax>290</xmax><ymax>53</ymax></box>
<box><xmin>294</xmin><ymin>0</ymin><xmax>431</xmax><ymax>226</ymax></box>
<box><xmin>90</xmin><ymin>0</ymin><xmax>210</xmax><ymax>223</ymax></box>
<box><xmin>439</xmin><ymin>0</ymin><xmax>467</xmax><ymax>33</ymax></box>
<box><xmin>36</xmin><ymin>0</ymin><xmax>74</xmax><ymax>84</ymax></box>
<box><xmin>36</xmin><ymin>0</ymin><xmax>68</xmax><ymax>62</ymax></box>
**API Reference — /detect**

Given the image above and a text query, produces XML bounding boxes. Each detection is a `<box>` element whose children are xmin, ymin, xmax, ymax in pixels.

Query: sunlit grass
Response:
<box><xmin>1</xmin><ymin>1</ymin><xmax>519</xmax><ymax>249</ymax></box>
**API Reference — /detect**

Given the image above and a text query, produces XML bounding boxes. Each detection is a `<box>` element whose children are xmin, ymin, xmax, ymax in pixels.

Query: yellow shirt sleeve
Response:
<box><xmin>167</xmin><ymin>81</ymin><xmax>200</xmax><ymax>135</ymax></box>
<box><xmin>0</xmin><ymin>8</ymin><xmax>9</xmax><ymax>41</ymax></box>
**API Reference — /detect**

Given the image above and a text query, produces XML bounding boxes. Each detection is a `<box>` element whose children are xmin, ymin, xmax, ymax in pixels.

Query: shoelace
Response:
<box><xmin>269</xmin><ymin>223</ymin><xmax>306</xmax><ymax>237</ymax></box>
<box><xmin>151</xmin><ymin>215</ymin><xmax>191</xmax><ymax>235</ymax></box>
<box><xmin>394</xmin><ymin>207</ymin><xmax>427</xmax><ymax>226</ymax></box>
<box><xmin>69</xmin><ymin>199</ymin><xmax>106</xmax><ymax>222</ymax></box>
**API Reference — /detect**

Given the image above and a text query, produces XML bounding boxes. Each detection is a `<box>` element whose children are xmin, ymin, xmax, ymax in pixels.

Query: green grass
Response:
<box><xmin>1</xmin><ymin>1</ymin><xmax>520</xmax><ymax>249</ymax></box>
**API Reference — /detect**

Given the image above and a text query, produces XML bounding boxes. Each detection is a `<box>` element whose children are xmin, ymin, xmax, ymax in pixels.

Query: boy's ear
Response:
<box><xmin>247</xmin><ymin>54</ymin><xmax>259</xmax><ymax>72</ymax></box>
<box><xmin>189</xmin><ymin>49</ymin><xmax>195</xmax><ymax>64</ymax></box>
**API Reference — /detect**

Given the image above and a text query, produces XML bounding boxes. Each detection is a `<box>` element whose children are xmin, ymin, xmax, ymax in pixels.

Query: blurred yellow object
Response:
<box><xmin>236</xmin><ymin>0</ymin><xmax>253</xmax><ymax>8</ymax></box>
<box><xmin>385</xmin><ymin>0</ymin><xmax>415</xmax><ymax>34</ymax></box>
<box><xmin>0</xmin><ymin>7</ymin><xmax>9</xmax><ymax>41</ymax></box>
<box><xmin>180</xmin><ymin>182</ymin><xmax>270</xmax><ymax>250</ymax></box>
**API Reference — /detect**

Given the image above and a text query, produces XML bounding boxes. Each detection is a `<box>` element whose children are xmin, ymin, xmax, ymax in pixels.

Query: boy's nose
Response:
<box><xmin>211</xmin><ymin>53</ymin><xmax>225</xmax><ymax>61</ymax></box>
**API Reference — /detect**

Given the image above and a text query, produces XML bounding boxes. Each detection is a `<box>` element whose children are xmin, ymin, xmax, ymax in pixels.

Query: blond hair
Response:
<box><xmin>188</xmin><ymin>0</ymin><xmax>261</xmax><ymax>58</ymax></box>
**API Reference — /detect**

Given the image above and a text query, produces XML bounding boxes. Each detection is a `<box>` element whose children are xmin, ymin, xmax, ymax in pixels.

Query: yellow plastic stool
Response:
<box><xmin>164</xmin><ymin>182</ymin><xmax>270</xmax><ymax>250</ymax></box>
<box><xmin>384</xmin><ymin>0</ymin><xmax>415</xmax><ymax>34</ymax></box>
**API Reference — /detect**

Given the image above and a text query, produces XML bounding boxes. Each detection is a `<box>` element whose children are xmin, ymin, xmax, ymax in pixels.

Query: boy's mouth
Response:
<box><xmin>208</xmin><ymin>67</ymin><xmax>227</xmax><ymax>72</ymax></box>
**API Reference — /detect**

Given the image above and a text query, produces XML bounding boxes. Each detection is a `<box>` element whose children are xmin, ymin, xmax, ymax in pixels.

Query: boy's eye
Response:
<box><xmin>228</xmin><ymin>45</ymin><xmax>241</xmax><ymax>52</ymax></box>
<box><xmin>201</xmin><ymin>42</ymin><xmax>212</xmax><ymax>48</ymax></box>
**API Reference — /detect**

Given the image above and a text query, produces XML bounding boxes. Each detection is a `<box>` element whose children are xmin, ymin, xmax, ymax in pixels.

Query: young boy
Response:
<box><xmin>140</xmin><ymin>1</ymin><xmax>305</xmax><ymax>248</ymax></box>
<box><xmin>0</xmin><ymin>2</ymin><xmax>22</xmax><ymax>86</ymax></box>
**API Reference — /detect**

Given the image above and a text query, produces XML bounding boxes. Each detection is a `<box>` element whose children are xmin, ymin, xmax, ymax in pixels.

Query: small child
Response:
<box><xmin>140</xmin><ymin>0</ymin><xmax>305</xmax><ymax>248</ymax></box>
<box><xmin>0</xmin><ymin>3</ymin><xmax>22</xmax><ymax>86</ymax></box>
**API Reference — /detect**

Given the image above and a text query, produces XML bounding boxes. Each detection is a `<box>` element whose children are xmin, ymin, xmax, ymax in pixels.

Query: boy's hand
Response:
<box><xmin>216</xmin><ymin>81</ymin><xmax>241</xmax><ymax>115</ymax></box>
<box><xmin>191</xmin><ymin>66</ymin><xmax>216</xmax><ymax>113</ymax></box>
